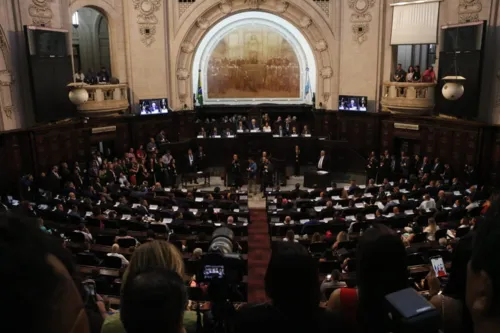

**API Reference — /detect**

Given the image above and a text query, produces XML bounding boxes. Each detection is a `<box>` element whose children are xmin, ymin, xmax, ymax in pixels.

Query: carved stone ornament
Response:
<box><xmin>179</xmin><ymin>93</ymin><xmax>187</xmax><ymax>104</ymax></box>
<box><xmin>196</xmin><ymin>17</ymin><xmax>210</xmax><ymax>30</ymax></box>
<box><xmin>352</xmin><ymin>23</ymin><xmax>369</xmax><ymax>44</ymax></box>
<box><xmin>323</xmin><ymin>92</ymin><xmax>331</xmax><ymax>103</ymax></box>
<box><xmin>0</xmin><ymin>27</ymin><xmax>14</xmax><ymax>120</ymax></box>
<box><xmin>176</xmin><ymin>68</ymin><xmax>190</xmax><ymax>80</ymax></box>
<box><xmin>299</xmin><ymin>16</ymin><xmax>312</xmax><ymax>29</ymax></box>
<box><xmin>458</xmin><ymin>0</ymin><xmax>482</xmax><ymax>23</ymax></box>
<box><xmin>244</xmin><ymin>0</ymin><xmax>265</xmax><ymax>9</ymax></box>
<box><xmin>132</xmin><ymin>0</ymin><xmax>162</xmax><ymax>46</ymax></box>
<box><xmin>181</xmin><ymin>41</ymin><xmax>195</xmax><ymax>54</ymax></box>
<box><xmin>348</xmin><ymin>0</ymin><xmax>376</xmax><ymax>44</ymax></box>
<box><xmin>275</xmin><ymin>1</ymin><xmax>289</xmax><ymax>13</ymax></box>
<box><xmin>320</xmin><ymin>67</ymin><xmax>333</xmax><ymax>79</ymax></box>
<box><xmin>219</xmin><ymin>0</ymin><xmax>233</xmax><ymax>14</ymax></box>
<box><xmin>29</xmin><ymin>0</ymin><xmax>53</xmax><ymax>26</ymax></box>
<box><xmin>315</xmin><ymin>39</ymin><xmax>328</xmax><ymax>52</ymax></box>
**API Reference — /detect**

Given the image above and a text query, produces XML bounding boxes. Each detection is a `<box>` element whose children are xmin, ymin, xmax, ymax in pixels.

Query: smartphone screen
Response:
<box><xmin>430</xmin><ymin>256</ymin><xmax>447</xmax><ymax>277</ymax></box>
<box><xmin>203</xmin><ymin>265</ymin><xmax>224</xmax><ymax>280</ymax></box>
<box><xmin>326</xmin><ymin>274</ymin><xmax>332</xmax><ymax>281</ymax></box>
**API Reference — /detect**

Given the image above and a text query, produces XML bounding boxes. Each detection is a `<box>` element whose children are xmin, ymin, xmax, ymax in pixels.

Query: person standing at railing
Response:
<box><xmin>422</xmin><ymin>66</ymin><xmax>436</xmax><ymax>83</ymax></box>
<box><xmin>392</xmin><ymin>63</ymin><xmax>406</xmax><ymax>82</ymax></box>
<box><xmin>406</xmin><ymin>66</ymin><xmax>415</xmax><ymax>82</ymax></box>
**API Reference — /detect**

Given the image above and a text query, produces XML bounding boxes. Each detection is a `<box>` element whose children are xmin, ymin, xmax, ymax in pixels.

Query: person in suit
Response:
<box><xmin>400</xmin><ymin>152</ymin><xmax>409</xmax><ymax>178</ymax></box>
<box><xmin>420</xmin><ymin>156</ymin><xmax>432</xmax><ymax>177</ymax></box>
<box><xmin>412</xmin><ymin>155</ymin><xmax>422</xmax><ymax>177</ymax></box>
<box><xmin>317</xmin><ymin>150</ymin><xmax>329</xmax><ymax>171</ymax></box>
<box><xmin>301</xmin><ymin>125</ymin><xmax>311</xmax><ymax>136</ymax></box>
<box><xmin>247</xmin><ymin>158</ymin><xmax>257</xmax><ymax>196</ymax></box>
<box><xmin>156</xmin><ymin>130</ymin><xmax>167</xmax><ymax>144</ymax></box>
<box><xmin>290</xmin><ymin>183</ymin><xmax>305</xmax><ymax>199</ymax></box>
<box><xmin>260</xmin><ymin>157</ymin><xmax>273</xmax><ymax>193</ymax></box>
<box><xmin>236</xmin><ymin>121</ymin><xmax>246</xmax><ymax>133</ymax></box>
<box><xmin>249</xmin><ymin>118</ymin><xmax>259</xmax><ymax>131</ymax></box>
<box><xmin>320</xmin><ymin>200</ymin><xmax>334</xmax><ymax>219</ymax></box>
<box><xmin>198</xmin><ymin>127</ymin><xmax>207</xmax><ymax>138</ymax></box>
<box><xmin>366</xmin><ymin>156</ymin><xmax>378</xmax><ymax>181</ymax></box>
<box><xmin>49</xmin><ymin>166</ymin><xmax>62</xmax><ymax>194</ymax></box>
<box><xmin>185</xmin><ymin>149</ymin><xmax>197</xmax><ymax>184</ymax></box>
<box><xmin>230</xmin><ymin>154</ymin><xmax>242</xmax><ymax>188</ymax></box>
<box><xmin>294</xmin><ymin>145</ymin><xmax>301</xmax><ymax>176</ymax></box>
<box><xmin>223</xmin><ymin>128</ymin><xmax>233</xmax><ymax>138</ymax></box>
<box><xmin>275</xmin><ymin>125</ymin><xmax>286</xmax><ymax>137</ymax></box>
<box><xmin>284</xmin><ymin>118</ymin><xmax>291</xmax><ymax>135</ymax></box>
<box><xmin>211</xmin><ymin>127</ymin><xmax>220</xmax><ymax>137</ymax></box>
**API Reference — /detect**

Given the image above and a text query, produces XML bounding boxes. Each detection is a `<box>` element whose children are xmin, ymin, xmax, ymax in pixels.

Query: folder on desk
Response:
<box><xmin>195</xmin><ymin>197</ymin><xmax>203</xmax><ymax>202</ymax></box>
<box><xmin>346</xmin><ymin>215</ymin><xmax>356</xmax><ymax>221</ymax></box>
<box><xmin>233</xmin><ymin>209</ymin><xmax>240</xmax><ymax>212</ymax></box>
<box><xmin>85</xmin><ymin>211</ymin><xmax>92</xmax><ymax>217</ymax></box>
<box><xmin>163</xmin><ymin>218</ymin><xmax>173</xmax><ymax>224</ymax></box>
<box><xmin>121</xmin><ymin>214</ymin><xmax>131</xmax><ymax>220</ymax></box>
<box><xmin>214</xmin><ymin>208</ymin><xmax>221</xmax><ymax>213</ymax></box>
<box><xmin>149</xmin><ymin>205</ymin><xmax>158</xmax><ymax>210</ymax></box>
<box><xmin>132</xmin><ymin>203</ymin><xmax>140</xmax><ymax>209</ymax></box>
<box><xmin>299</xmin><ymin>219</ymin><xmax>309</xmax><ymax>224</ymax></box>
<box><xmin>114</xmin><ymin>202</ymin><xmax>119</xmax><ymax>207</ymax></box>
<box><xmin>332</xmin><ymin>196</ymin><xmax>341</xmax><ymax>200</ymax></box>
<box><xmin>375</xmin><ymin>201</ymin><xmax>384</xmax><ymax>210</ymax></box>
<box><xmin>314</xmin><ymin>207</ymin><xmax>323</xmax><ymax>212</ymax></box>
<box><xmin>189</xmin><ymin>208</ymin><xmax>198</xmax><ymax>213</ymax></box>
<box><xmin>453</xmin><ymin>191</ymin><xmax>462</xmax><ymax>196</ymax></box>
<box><xmin>172</xmin><ymin>206</ymin><xmax>179</xmax><ymax>212</ymax></box>
<box><xmin>363</xmin><ymin>193</ymin><xmax>373</xmax><ymax>198</ymax></box>
<box><xmin>214</xmin><ymin>223</ymin><xmax>222</xmax><ymax>227</ymax></box>
<box><xmin>404</xmin><ymin>210</ymin><xmax>415</xmax><ymax>215</ymax></box>
<box><xmin>366</xmin><ymin>214</ymin><xmax>375</xmax><ymax>220</ymax></box>
<box><xmin>355</xmin><ymin>203</ymin><xmax>365</xmax><ymax>208</ymax></box>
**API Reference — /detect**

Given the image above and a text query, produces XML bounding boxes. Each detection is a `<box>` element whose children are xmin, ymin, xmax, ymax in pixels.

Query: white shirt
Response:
<box><xmin>107</xmin><ymin>252</ymin><xmax>129</xmax><ymax>267</ymax></box>
<box><xmin>74</xmin><ymin>73</ymin><xmax>85</xmax><ymax>81</ymax></box>
<box><xmin>418</xmin><ymin>199</ymin><xmax>436</xmax><ymax>211</ymax></box>
<box><xmin>318</xmin><ymin>156</ymin><xmax>324</xmax><ymax>169</ymax></box>
<box><xmin>189</xmin><ymin>155</ymin><xmax>193</xmax><ymax>165</ymax></box>
<box><xmin>263</xmin><ymin>126</ymin><xmax>272</xmax><ymax>133</ymax></box>
<box><xmin>75</xmin><ymin>230</ymin><xmax>93</xmax><ymax>243</ymax></box>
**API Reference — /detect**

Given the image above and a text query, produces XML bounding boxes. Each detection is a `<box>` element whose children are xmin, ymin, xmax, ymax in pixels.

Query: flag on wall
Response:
<box><xmin>304</xmin><ymin>67</ymin><xmax>311</xmax><ymax>100</ymax></box>
<box><xmin>197</xmin><ymin>69</ymin><xmax>203</xmax><ymax>106</ymax></box>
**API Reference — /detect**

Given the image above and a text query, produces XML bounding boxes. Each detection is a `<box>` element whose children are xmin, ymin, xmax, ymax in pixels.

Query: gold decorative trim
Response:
<box><xmin>132</xmin><ymin>0</ymin><xmax>162</xmax><ymax>47</ymax></box>
<box><xmin>348</xmin><ymin>0</ymin><xmax>375</xmax><ymax>44</ymax></box>
<box><xmin>0</xmin><ymin>26</ymin><xmax>14</xmax><ymax>120</ymax></box>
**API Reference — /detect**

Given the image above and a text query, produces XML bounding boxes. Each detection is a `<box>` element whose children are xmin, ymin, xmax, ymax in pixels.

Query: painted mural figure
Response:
<box><xmin>206</xmin><ymin>24</ymin><xmax>300</xmax><ymax>99</ymax></box>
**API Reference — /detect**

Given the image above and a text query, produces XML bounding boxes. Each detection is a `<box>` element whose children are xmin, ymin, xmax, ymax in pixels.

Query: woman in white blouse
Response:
<box><xmin>262</xmin><ymin>121</ymin><xmax>272</xmax><ymax>133</ymax></box>
<box><xmin>406</xmin><ymin>66</ymin><xmax>415</xmax><ymax>82</ymax></box>
<box><xmin>423</xmin><ymin>217</ymin><xmax>440</xmax><ymax>241</ymax></box>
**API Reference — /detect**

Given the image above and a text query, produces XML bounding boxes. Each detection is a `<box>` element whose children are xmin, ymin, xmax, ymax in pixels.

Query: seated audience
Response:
<box><xmin>107</xmin><ymin>244</ymin><xmax>129</xmax><ymax>268</ymax></box>
<box><xmin>235</xmin><ymin>242</ymin><xmax>344</xmax><ymax>333</ymax></box>
<box><xmin>327</xmin><ymin>224</ymin><xmax>408</xmax><ymax>332</ymax></box>
<box><xmin>424</xmin><ymin>217</ymin><xmax>440</xmax><ymax>241</ymax></box>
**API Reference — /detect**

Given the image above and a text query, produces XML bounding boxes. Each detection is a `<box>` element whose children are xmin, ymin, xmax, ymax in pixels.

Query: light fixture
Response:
<box><xmin>441</xmin><ymin>27</ymin><xmax>466</xmax><ymax>101</ymax></box>
<box><xmin>72</xmin><ymin>12</ymin><xmax>79</xmax><ymax>29</ymax></box>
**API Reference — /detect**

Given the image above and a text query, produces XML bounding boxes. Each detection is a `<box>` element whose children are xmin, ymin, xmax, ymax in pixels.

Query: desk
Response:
<box><xmin>304</xmin><ymin>170</ymin><xmax>331</xmax><ymax>188</ymax></box>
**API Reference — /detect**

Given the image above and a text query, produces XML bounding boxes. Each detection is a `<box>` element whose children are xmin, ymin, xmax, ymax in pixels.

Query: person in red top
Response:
<box><xmin>422</xmin><ymin>66</ymin><xmax>436</xmax><ymax>83</ymax></box>
<box><xmin>136</xmin><ymin>145</ymin><xmax>146</xmax><ymax>161</ymax></box>
<box><xmin>327</xmin><ymin>224</ymin><xmax>408</xmax><ymax>333</ymax></box>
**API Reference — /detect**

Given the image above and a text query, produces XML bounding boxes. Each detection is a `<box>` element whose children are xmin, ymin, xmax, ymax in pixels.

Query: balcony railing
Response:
<box><xmin>69</xmin><ymin>83</ymin><xmax>130</xmax><ymax>117</ymax></box>
<box><xmin>381</xmin><ymin>81</ymin><xmax>436</xmax><ymax>116</ymax></box>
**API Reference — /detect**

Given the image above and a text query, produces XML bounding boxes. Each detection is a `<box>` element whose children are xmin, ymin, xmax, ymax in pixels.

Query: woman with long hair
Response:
<box><xmin>101</xmin><ymin>240</ymin><xmax>197</xmax><ymax>333</ymax></box>
<box><xmin>327</xmin><ymin>224</ymin><xmax>408</xmax><ymax>333</ymax></box>
<box><xmin>427</xmin><ymin>233</ymin><xmax>474</xmax><ymax>333</ymax></box>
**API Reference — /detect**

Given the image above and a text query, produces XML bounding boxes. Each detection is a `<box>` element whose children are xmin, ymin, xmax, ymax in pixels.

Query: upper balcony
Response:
<box><xmin>68</xmin><ymin>83</ymin><xmax>130</xmax><ymax>117</ymax></box>
<box><xmin>380</xmin><ymin>81</ymin><xmax>436</xmax><ymax>116</ymax></box>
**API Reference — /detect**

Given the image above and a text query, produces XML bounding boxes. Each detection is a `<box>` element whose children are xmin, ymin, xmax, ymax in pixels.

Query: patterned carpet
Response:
<box><xmin>247</xmin><ymin>208</ymin><xmax>271</xmax><ymax>303</ymax></box>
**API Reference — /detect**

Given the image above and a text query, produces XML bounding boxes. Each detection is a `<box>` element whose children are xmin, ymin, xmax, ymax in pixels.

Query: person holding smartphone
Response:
<box><xmin>320</xmin><ymin>270</ymin><xmax>346</xmax><ymax>301</ymax></box>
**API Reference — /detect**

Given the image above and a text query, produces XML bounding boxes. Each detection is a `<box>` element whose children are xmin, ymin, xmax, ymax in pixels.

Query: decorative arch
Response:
<box><xmin>69</xmin><ymin>0</ymin><xmax>127</xmax><ymax>82</ymax></box>
<box><xmin>192</xmin><ymin>12</ymin><xmax>316</xmax><ymax>105</ymax></box>
<box><xmin>172</xmin><ymin>0</ymin><xmax>338</xmax><ymax>110</ymax></box>
<box><xmin>0</xmin><ymin>25</ymin><xmax>17</xmax><ymax>130</ymax></box>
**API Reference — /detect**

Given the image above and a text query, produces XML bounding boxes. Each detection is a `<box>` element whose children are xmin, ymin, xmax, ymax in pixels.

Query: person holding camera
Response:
<box><xmin>320</xmin><ymin>270</ymin><xmax>346</xmax><ymax>301</ymax></box>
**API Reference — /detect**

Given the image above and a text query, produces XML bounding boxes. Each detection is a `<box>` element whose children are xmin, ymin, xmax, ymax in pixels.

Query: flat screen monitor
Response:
<box><xmin>139</xmin><ymin>98</ymin><xmax>169</xmax><ymax>115</ymax></box>
<box><xmin>338</xmin><ymin>95</ymin><xmax>367</xmax><ymax>111</ymax></box>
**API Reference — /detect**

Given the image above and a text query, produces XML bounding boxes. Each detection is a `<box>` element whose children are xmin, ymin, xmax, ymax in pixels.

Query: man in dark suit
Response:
<box><xmin>320</xmin><ymin>200</ymin><xmax>334</xmax><ymax>219</ymax></box>
<box><xmin>249</xmin><ymin>118</ymin><xmax>259</xmax><ymax>131</ymax></box>
<box><xmin>48</xmin><ymin>166</ymin><xmax>62</xmax><ymax>194</ymax></box>
<box><xmin>105</xmin><ymin>163</ymin><xmax>117</xmax><ymax>185</ymax></box>
<box><xmin>274</xmin><ymin>125</ymin><xmax>286</xmax><ymax>137</ymax></box>
<box><xmin>420</xmin><ymin>156</ymin><xmax>432</xmax><ymax>176</ymax></box>
<box><xmin>317</xmin><ymin>150</ymin><xmax>329</xmax><ymax>171</ymax></box>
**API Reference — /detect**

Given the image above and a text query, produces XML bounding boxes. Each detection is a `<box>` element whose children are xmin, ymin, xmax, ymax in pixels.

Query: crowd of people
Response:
<box><xmin>196</xmin><ymin>113</ymin><xmax>312</xmax><ymax>137</ymax></box>
<box><xmin>74</xmin><ymin>66</ymin><xmax>112</xmax><ymax>85</ymax></box>
<box><xmin>392</xmin><ymin>63</ymin><xmax>436</xmax><ymax>83</ymax></box>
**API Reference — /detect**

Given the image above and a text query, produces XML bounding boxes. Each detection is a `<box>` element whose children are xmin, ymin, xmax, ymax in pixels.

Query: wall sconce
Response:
<box><xmin>72</xmin><ymin>12</ymin><xmax>79</xmax><ymax>29</ymax></box>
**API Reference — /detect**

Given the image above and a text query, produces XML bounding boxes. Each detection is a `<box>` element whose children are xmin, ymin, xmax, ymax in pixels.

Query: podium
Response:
<box><xmin>304</xmin><ymin>170</ymin><xmax>331</xmax><ymax>188</ymax></box>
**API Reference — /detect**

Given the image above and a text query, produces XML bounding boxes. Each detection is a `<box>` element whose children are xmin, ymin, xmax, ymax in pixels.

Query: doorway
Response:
<box><xmin>394</xmin><ymin>137</ymin><xmax>421</xmax><ymax>157</ymax></box>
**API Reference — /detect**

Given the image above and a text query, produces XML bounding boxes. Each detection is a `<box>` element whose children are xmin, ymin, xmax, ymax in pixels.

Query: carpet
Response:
<box><xmin>247</xmin><ymin>208</ymin><xmax>271</xmax><ymax>303</ymax></box>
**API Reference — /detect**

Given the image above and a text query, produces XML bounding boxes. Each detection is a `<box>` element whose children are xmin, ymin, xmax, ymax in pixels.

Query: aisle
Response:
<box><xmin>246</xmin><ymin>208</ymin><xmax>271</xmax><ymax>303</ymax></box>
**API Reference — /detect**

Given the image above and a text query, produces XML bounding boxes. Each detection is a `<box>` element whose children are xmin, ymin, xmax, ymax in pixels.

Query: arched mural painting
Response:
<box><xmin>192</xmin><ymin>12</ymin><xmax>317</xmax><ymax>105</ymax></box>
<box><xmin>206</xmin><ymin>24</ymin><xmax>300</xmax><ymax>99</ymax></box>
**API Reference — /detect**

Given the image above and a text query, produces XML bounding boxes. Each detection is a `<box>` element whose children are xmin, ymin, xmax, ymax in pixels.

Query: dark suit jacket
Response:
<box><xmin>185</xmin><ymin>155</ymin><xmax>197</xmax><ymax>173</ymax></box>
<box><xmin>317</xmin><ymin>156</ymin><xmax>330</xmax><ymax>171</ymax></box>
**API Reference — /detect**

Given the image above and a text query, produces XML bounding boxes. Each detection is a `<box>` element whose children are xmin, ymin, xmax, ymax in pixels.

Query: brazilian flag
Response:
<box><xmin>197</xmin><ymin>69</ymin><xmax>203</xmax><ymax>106</ymax></box>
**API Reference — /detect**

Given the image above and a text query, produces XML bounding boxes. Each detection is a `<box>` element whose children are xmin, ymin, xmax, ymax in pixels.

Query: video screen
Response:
<box><xmin>338</xmin><ymin>95</ymin><xmax>368</xmax><ymax>111</ymax></box>
<box><xmin>203</xmin><ymin>265</ymin><xmax>225</xmax><ymax>280</ymax></box>
<box><xmin>139</xmin><ymin>98</ymin><xmax>169</xmax><ymax>115</ymax></box>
